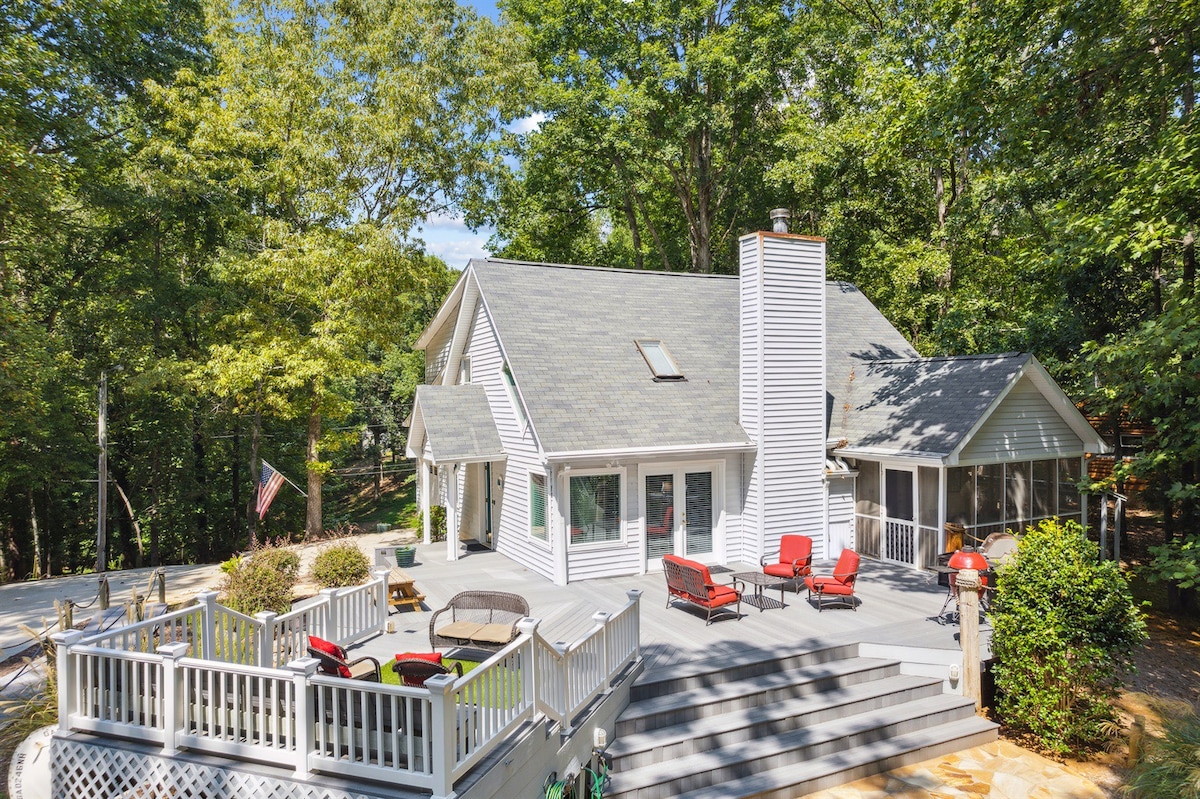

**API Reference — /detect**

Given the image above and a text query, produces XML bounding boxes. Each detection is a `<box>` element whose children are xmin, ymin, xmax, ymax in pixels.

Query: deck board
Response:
<box><xmin>351</xmin><ymin>542</ymin><xmax>990</xmax><ymax>667</ymax></box>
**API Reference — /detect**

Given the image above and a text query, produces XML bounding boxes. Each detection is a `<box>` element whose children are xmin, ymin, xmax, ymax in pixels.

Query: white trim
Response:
<box><xmin>414</xmin><ymin>271</ymin><xmax>470</xmax><ymax>351</ymax></box>
<box><xmin>834</xmin><ymin>446</ymin><xmax>945</xmax><ymax>466</ymax></box>
<box><xmin>545</xmin><ymin>441</ymin><xmax>754</xmax><ymax>463</ymax></box>
<box><xmin>474</xmin><ymin>288</ymin><xmax>543</xmax><ymax>453</ymax></box>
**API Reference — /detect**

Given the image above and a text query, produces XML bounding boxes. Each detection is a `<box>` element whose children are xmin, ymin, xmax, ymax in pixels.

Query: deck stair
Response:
<box><xmin>606</xmin><ymin>643</ymin><xmax>997</xmax><ymax>799</ymax></box>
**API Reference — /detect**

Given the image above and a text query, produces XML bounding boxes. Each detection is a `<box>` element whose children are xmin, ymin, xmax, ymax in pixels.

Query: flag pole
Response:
<box><xmin>262</xmin><ymin>459</ymin><xmax>308</xmax><ymax>498</ymax></box>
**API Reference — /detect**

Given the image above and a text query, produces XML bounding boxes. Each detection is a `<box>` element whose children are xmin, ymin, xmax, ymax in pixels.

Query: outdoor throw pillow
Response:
<box><xmin>308</xmin><ymin>635</ymin><xmax>351</xmax><ymax>677</ymax></box>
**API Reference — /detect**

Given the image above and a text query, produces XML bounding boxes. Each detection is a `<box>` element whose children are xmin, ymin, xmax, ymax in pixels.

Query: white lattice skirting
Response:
<box><xmin>52</xmin><ymin>736</ymin><xmax>395</xmax><ymax>799</ymax></box>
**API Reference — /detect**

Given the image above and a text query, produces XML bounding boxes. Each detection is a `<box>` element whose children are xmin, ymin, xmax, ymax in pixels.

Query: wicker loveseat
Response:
<box><xmin>429</xmin><ymin>591</ymin><xmax>531</xmax><ymax>652</ymax></box>
<box><xmin>662</xmin><ymin>554</ymin><xmax>743</xmax><ymax>625</ymax></box>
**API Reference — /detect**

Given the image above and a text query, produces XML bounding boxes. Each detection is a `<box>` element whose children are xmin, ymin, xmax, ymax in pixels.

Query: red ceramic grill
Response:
<box><xmin>947</xmin><ymin>549</ymin><xmax>989</xmax><ymax>572</ymax></box>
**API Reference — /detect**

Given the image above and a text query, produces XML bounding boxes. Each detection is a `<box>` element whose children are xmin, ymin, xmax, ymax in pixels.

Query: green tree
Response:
<box><xmin>151</xmin><ymin>0</ymin><xmax>525</xmax><ymax>539</ymax></box>
<box><xmin>499</xmin><ymin>0</ymin><xmax>803</xmax><ymax>273</ymax></box>
<box><xmin>990</xmin><ymin>519</ymin><xmax>1145</xmax><ymax>755</ymax></box>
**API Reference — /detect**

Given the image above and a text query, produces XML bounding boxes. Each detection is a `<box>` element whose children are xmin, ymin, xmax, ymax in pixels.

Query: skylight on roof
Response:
<box><xmin>636</xmin><ymin>339</ymin><xmax>686</xmax><ymax>381</ymax></box>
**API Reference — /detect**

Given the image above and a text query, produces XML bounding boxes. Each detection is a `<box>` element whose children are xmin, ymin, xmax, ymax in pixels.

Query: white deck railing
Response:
<box><xmin>53</xmin><ymin>585</ymin><xmax>642</xmax><ymax>799</ymax></box>
<box><xmin>534</xmin><ymin>590</ymin><xmax>642</xmax><ymax>729</ymax></box>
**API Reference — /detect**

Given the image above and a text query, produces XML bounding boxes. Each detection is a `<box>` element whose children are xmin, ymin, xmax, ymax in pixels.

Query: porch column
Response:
<box><xmin>446</xmin><ymin>464</ymin><xmax>460</xmax><ymax>562</ymax></box>
<box><xmin>421</xmin><ymin>458</ymin><xmax>432</xmax><ymax>545</ymax></box>
<box><xmin>552</xmin><ymin>467</ymin><xmax>569</xmax><ymax>586</ymax></box>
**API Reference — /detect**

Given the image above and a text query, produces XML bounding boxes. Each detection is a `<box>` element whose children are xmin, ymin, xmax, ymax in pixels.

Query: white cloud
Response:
<box><xmin>508</xmin><ymin>112</ymin><xmax>547</xmax><ymax>135</ymax></box>
<box><xmin>418</xmin><ymin>213</ymin><xmax>494</xmax><ymax>267</ymax></box>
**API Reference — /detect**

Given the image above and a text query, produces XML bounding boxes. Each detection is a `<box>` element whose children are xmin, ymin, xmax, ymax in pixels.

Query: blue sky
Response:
<box><xmin>419</xmin><ymin>0</ymin><xmax>505</xmax><ymax>267</ymax></box>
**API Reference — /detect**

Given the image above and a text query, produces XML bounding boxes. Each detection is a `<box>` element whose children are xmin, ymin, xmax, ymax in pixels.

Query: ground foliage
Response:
<box><xmin>990</xmin><ymin>519</ymin><xmax>1146</xmax><ymax>756</ymax></box>
<box><xmin>219</xmin><ymin>541</ymin><xmax>301</xmax><ymax>615</ymax></box>
<box><xmin>1126</xmin><ymin>702</ymin><xmax>1200</xmax><ymax>799</ymax></box>
<box><xmin>310</xmin><ymin>542</ymin><xmax>371</xmax><ymax>589</ymax></box>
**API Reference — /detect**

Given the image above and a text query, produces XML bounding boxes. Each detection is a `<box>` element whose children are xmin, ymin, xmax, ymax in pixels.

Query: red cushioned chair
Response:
<box><xmin>761</xmin><ymin>534</ymin><xmax>813</xmax><ymax>593</ymax></box>
<box><xmin>663</xmin><ymin>554</ymin><xmax>742</xmax><ymax>625</ymax></box>
<box><xmin>307</xmin><ymin>635</ymin><xmax>381</xmax><ymax>681</ymax></box>
<box><xmin>804</xmin><ymin>549</ymin><xmax>860</xmax><ymax>611</ymax></box>
<box><xmin>646</xmin><ymin>506</ymin><xmax>673</xmax><ymax>535</ymax></box>
<box><xmin>392</xmin><ymin>652</ymin><xmax>464</xmax><ymax>687</ymax></box>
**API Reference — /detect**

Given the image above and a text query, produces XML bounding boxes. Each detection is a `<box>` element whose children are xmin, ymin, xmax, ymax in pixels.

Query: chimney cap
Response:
<box><xmin>769</xmin><ymin>208</ymin><xmax>791</xmax><ymax>233</ymax></box>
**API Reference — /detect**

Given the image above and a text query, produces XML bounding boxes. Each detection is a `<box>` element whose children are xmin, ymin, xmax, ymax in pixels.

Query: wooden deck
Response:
<box><xmin>350</xmin><ymin>541</ymin><xmax>990</xmax><ymax>670</ymax></box>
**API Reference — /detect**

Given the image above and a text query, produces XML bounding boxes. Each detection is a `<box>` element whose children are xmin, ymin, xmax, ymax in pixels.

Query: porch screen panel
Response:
<box><xmin>855</xmin><ymin>461</ymin><xmax>881</xmax><ymax>558</ymax></box>
<box><xmin>1005</xmin><ymin>461</ymin><xmax>1031</xmax><ymax>533</ymax></box>
<box><xmin>918</xmin><ymin>467</ymin><xmax>940</xmax><ymax>568</ymax></box>
<box><xmin>1032</xmin><ymin>459</ymin><xmax>1055</xmax><ymax>520</ymax></box>
<box><xmin>684</xmin><ymin>472</ymin><xmax>714</xmax><ymax>556</ymax></box>
<box><xmin>946</xmin><ymin>467</ymin><xmax>975</xmax><ymax>528</ymax></box>
<box><xmin>883</xmin><ymin>469</ymin><xmax>915</xmax><ymax>565</ymax></box>
<box><xmin>645</xmin><ymin>473</ymin><xmax>673</xmax><ymax>559</ymax></box>
<box><xmin>1058</xmin><ymin>458</ymin><xmax>1081</xmax><ymax>523</ymax></box>
<box><xmin>570</xmin><ymin>474</ymin><xmax>622</xmax><ymax>544</ymax></box>
<box><xmin>973</xmin><ymin>464</ymin><xmax>1004</xmax><ymax>546</ymax></box>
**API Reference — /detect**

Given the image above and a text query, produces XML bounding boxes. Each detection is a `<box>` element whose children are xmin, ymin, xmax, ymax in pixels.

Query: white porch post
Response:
<box><xmin>446</xmin><ymin>464</ymin><xmax>460</xmax><ymax>562</ymax></box>
<box><xmin>52</xmin><ymin>629</ymin><xmax>84</xmax><ymax>732</ymax></box>
<box><xmin>421</xmin><ymin>458</ymin><xmax>432</xmax><ymax>545</ymax></box>
<box><xmin>553</xmin><ymin>467</ymin><xmax>569</xmax><ymax>586</ymax></box>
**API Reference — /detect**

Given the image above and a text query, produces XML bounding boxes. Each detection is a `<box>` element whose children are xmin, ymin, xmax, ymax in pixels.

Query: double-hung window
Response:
<box><xmin>530</xmin><ymin>473</ymin><xmax>548</xmax><ymax>541</ymax></box>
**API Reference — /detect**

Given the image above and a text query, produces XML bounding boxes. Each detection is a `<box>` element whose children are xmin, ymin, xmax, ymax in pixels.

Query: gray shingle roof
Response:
<box><xmin>832</xmin><ymin>353</ymin><xmax>1031</xmax><ymax>457</ymax></box>
<box><xmin>470</xmin><ymin>259</ymin><xmax>749</xmax><ymax>454</ymax></box>
<box><xmin>436</xmin><ymin>261</ymin><xmax>1026</xmax><ymax>460</ymax></box>
<box><xmin>413</xmin><ymin>384</ymin><xmax>505</xmax><ymax>464</ymax></box>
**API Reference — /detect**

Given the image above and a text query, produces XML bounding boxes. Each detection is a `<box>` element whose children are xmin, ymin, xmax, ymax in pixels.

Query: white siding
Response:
<box><xmin>959</xmin><ymin>377</ymin><xmax>1085</xmax><ymax>463</ymax></box>
<box><xmin>463</xmin><ymin>301</ymin><xmax>556</xmax><ymax>581</ymax></box>
<box><xmin>739</xmin><ymin>233</ymin><xmax>828</xmax><ymax>565</ymax></box>
<box><xmin>424</xmin><ymin>306</ymin><xmax>457</xmax><ymax>384</ymax></box>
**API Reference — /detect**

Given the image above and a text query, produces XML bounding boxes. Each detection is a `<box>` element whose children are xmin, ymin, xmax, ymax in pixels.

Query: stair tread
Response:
<box><xmin>671</xmin><ymin>716</ymin><xmax>999</xmax><ymax>799</ymax></box>
<box><xmin>633</xmin><ymin>642</ymin><xmax>858</xmax><ymax>691</ymax></box>
<box><xmin>610</xmin><ymin>693</ymin><xmax>979</xmax><ymax>793</ymax></box>
<box><xmin>620</xmin><ymin>656</ymin><xmax>898</xmax><ymax>721</ymax></box>
<box><xmin>610</xmin><ymin>672</ymin><xmax>942</xmax><ymax>758</ymax></box>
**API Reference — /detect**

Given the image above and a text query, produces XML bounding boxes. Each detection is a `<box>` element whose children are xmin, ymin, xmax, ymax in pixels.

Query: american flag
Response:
<box><xmin>257</xmin><ymin>460</ymin><xmax>287</xmax><ymax>519</ymax></box>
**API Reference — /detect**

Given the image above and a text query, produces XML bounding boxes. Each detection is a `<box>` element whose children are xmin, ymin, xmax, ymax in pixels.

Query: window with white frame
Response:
<box><xmin>502</xmin><ymin>362</ymin><xmax>528</xmax><ymax>429</ymax></box>
<box><xmin>530</xmin><ymin>473</ymin><xmax>547</xmax><ymax>541</ymax></box>
<box><xmin>568</xmin><ymin>473</ymin><xmax>622</xmax><ymax>545</ymax></box>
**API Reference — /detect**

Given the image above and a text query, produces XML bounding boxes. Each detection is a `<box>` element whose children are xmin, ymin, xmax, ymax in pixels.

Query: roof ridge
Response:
<box><xmin>472</xmin><ymin>258</ymin><xmax>738</xmax><ymax>280</ymax></box>
<box><xmin>868</xmin><ymin>352</ymin><xmax>1028</xmax><ymax>366</ymax></box>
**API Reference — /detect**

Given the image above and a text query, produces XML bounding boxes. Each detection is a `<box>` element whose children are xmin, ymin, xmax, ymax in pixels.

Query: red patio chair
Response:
<box><xmin>761</xmin><ymin>534</ymin><xmax>813</xmax><ymax>593</ymax></box>
<box><xmin>392</xmin><ymin>652</ymin><xmax>464</xmax><ymax>687</ymax></box>
<box><xmin>804</xmin><ymin>549</ymin><xmax>860</xmax><ymax>611</ymax></box>
<box><xmin>307</xmin><ymin>635</ymin><xmax>381</xmax><ymax>681</ymax></box>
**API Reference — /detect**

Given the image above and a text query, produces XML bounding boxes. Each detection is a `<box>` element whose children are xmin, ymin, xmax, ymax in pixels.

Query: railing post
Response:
<box><xmin>426</xmin><ymin>672</ymin><xmax>458</xmax><ymax>799</ymax></box>
<box><xmin>516</xmin><ymin>618</ymin><xmax>539</xmax><ymax>720</ymax></box>
<box><xmin>592</xmin><ymin>611</ymin><xmax>611</xmax><ymax>681</ymax></box>
<box><xmin>626</xmin><ymin>589</ymin><xmax>643</xmax><ymax>659</ymax></box>
<box><xmin>158</xmin><ymin>642</ymin><xmax>189</xmax><ymax>755</ymax></box>
<box><xmin>372</xmin><ymin>568</ymin><xmax>391</xmax><ymax>632</ymax></box>
<box><xmin>256</xmin><ymin>611</ymin><xmax>277</xmax><ymax>668</ymax></box>
<box><xmin>287</xmin><ymin>657</ymin><xmax>319</xmax><ymax>780</ymax></box>
<box><xmin>196</xmin><ymin>591</ymin><xmax>219</xmax><ymax>661</ymax></box>
<box><xmin>956</xmin><ymin>568</ymin><xmax>982</xmax><ymax>712</ymax></box>
<box><xmin>51</xmin><ymin>630</ymin><xmax>84</xmax><ymax>733</ymax></box>
<box><xmin>319</xmin><ymin>588</ymin><xmax>339</xmax><ymax>642</ymax></box>
<box><xmin>553</xmin><ymin>640</ymin><xmax>570</xmax><ymax>729</ymax></box>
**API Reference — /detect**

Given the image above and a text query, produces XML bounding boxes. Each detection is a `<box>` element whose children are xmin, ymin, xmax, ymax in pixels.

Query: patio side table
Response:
<box><xmin>731</xmin><ymin>572</ymin><xmax>788</xmax><ymax>611</ymax></box>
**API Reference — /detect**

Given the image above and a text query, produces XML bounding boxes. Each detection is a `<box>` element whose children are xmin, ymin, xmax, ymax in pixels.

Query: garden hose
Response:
<box><xmin>543</xmin><ymin>771</ymin><xmax>574</xmax><ymax>799</ymax></box>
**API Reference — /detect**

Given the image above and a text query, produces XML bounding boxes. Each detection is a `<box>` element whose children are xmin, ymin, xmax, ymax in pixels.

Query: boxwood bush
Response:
<box><xmin>310</xmin><ymin>541</ymin><xmax>371</xmax><ymax>588</ymax></box>
<box><xmin>989</xmin><ymin>518</ymin><xmax>1145</xmax><ymax>755</ymax></box>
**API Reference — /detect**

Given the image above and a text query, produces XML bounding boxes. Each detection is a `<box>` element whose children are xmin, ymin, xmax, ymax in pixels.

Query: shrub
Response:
<box><xmin>430</xmin><ymin>505</ymin><xmax>447</xmax><ymax>543</ymax></box>
<box><xmin>989</xmin><ymin>518</ymin><xmax>1145</xmax><ymax>755</ymax></box>
<box><xmin>220</xmin><ymin>541</ymin><xmax>300</xmax><ymax>615</ymax></box>
<box><xmin>310</xmin><ymin>541</ymin><xmax>370</xmax><ymax>588</ymax></box>
<box><xmin>1126</xmin><ymin>704</ymin><xmax>1200</xmax><ymax>799</ymax></box>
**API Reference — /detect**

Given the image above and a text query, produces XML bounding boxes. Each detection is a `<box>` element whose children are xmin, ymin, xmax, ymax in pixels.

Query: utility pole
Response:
<box><xmin>96</xmin><ymin>370</ymin><xmax>108</xmax><ymax>573</ymax></box>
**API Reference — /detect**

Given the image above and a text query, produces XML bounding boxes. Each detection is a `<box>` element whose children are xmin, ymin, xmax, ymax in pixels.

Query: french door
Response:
<box><xmin>882</xmin><ymin>467</ymin><xmax>917</xmax><ymax>565</ymax></box>
<box><xmin>643</xmin><ymin>466</ymin><xmax>716</xmax><ymax>570</ymax></box>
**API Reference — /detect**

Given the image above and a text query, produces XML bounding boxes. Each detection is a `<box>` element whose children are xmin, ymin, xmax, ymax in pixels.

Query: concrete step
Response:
<box><xmin>673</xmin><ymin>716</ymin><xmax>999</xmax><ymax>799</ymax></box>
<box><xmin>610</xmin><ymin>673</ymin><xmax>944</xmax><ymax>771</ymax></box>
<box><xmin>616</xmin><ymin>656</ymin><xmax>900</xmax><ymax>736</ymax></box>
<box><xmin>607</xmin><ymin>694</ymin><xmax>984</xmax><ymax>799</ymax></box>
<box><xmin>630</xmin><ymin>643</ymin><xmax>860</xmax><ymax>701</ymax></box>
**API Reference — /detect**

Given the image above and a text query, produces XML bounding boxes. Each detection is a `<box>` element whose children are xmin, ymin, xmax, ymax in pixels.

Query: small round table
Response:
<box><xmin>732</xmin><ymin>572</ymin><xmax>789</xmax><ymax>611</ymax></box>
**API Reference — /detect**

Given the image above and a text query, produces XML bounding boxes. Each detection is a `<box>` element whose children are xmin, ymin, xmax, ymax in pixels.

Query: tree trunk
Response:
<box><xmin>934</xmin><ymin>164</ymin><xmax>947</xmax><ymax>228</ymax></box>
<box><xmin>621</xmin><ymin>192</ymin><xmax>645</xmax><ymax>270</ymax></box>
<box><xmin>193</xmin><ymin>410</ymin><xmax>209</xmax><ymax>562</ymax></box>
<box><xmin>231</xmin><ymin>426</ymin><xmax>241</xmax><ymax>554</ymax></box>
<box><xmin>28</xmin><ymin>488</ymin><xmax>42</xmax><ymax>580</ymax></box>
<box><xmin>1182</xmin><ymin>232</ymin><xmax>1195</xmax><ymax>299</ymax></box>
<box><xmin>305</xmin><ymin>394</ymin><xmax>323</xmax><ymax>540</ymax></box>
